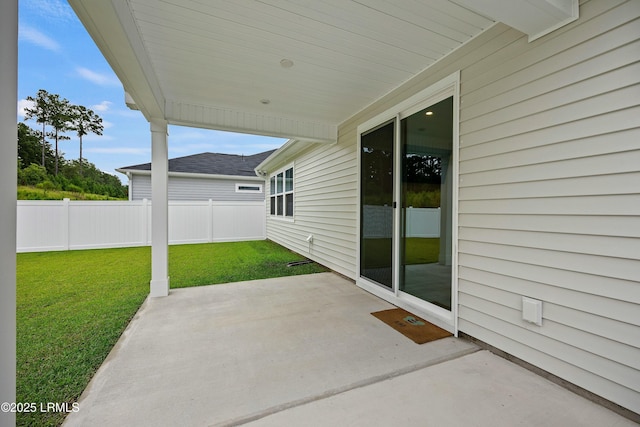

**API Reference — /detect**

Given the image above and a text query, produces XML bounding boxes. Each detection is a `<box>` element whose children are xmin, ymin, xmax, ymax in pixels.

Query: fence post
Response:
<box><xmin>142</xmin><ymin>198</ymin><xmax>149</xmax><ymax>246</ymax></box>
<box><xmin>208</xmin><ymin>199</ymin><xmax>214</xmax><ymax>243</ymax></box>
<box><xmin>62</xmin><ymin>198</ymin><xmax>70</xmax><ymax>250</ymax></box>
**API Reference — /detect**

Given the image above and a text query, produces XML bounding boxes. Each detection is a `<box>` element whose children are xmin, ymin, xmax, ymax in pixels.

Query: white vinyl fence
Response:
<box><xmin>17</xmin><ymin>199</ymin><xmax>266</xmax><ymax>253</ymax></box>
<box><xmin>362</xmin><ymin>205</ymin><xmax>441</xmax><ymax>239</ymax></box>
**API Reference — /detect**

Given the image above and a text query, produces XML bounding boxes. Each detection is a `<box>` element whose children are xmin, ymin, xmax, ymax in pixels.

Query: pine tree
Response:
<box><xmin>70</xmin><ymin>105</ymin><xmax>103</xmax><ymax>175</ymax></box>
<box><xmin>23</xmin><ymin>89</ymin><xmax>52</xmax><ymax>167</ymax></box>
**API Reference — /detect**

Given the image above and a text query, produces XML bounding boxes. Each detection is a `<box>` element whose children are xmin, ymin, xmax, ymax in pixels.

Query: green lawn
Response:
<box><xmin>362</xmin><ymin>237</ymin><xmax>440</xmax><ymax>267</ymax></box>
<box><xmin>16</xmin><ymin>240</ymin><xmax>327</xmax><ymax>427</ymax></box>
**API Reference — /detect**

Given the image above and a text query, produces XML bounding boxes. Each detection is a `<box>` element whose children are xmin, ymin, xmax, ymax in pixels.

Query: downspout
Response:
<box><xmin>127</xmin><ymin>171</ymin><xmax>133</xmax><ymax>201</ymax></box>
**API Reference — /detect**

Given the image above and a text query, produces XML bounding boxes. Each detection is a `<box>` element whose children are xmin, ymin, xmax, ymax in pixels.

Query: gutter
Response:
<box><xmin>116</xmin><ymin>169</ymin><xmax>264</xmax><ymax>181</ymax></box>
<box><xmin>255</xmin><ymin>138</ymin><xmax>323</xmax><ymax>176</ymax></box>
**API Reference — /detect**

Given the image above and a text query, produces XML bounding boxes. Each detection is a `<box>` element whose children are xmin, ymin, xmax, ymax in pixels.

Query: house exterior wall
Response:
<box><xmin>265</xmin><ymin>0</ymin><xmax>640</xmax><ymax>413</ymax></box>
<box><xmin>266</xmin><ymin>142</ymin><xmax>358</xmax><ymax>277</ymax></box>
<box><xmin>130</xmin><ymin>174</ymin><xmax>265</xmax><ymax>201</ymax></box>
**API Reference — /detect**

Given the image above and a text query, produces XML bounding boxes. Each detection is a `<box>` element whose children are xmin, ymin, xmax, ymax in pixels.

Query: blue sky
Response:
<box><xmin>17</xmin><ymin>0</ymin><xmax>286</xmax><ymax>183</ymax></box>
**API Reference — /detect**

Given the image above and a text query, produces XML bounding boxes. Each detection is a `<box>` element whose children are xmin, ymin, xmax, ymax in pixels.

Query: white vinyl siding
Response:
<box><xmin>265</xmin><ymin>0</ymin><xmax>640</xmax><ymax>414</ymax></box>
<box><xmin>455</xmin><ymin>0</ymin><xmax>640</xmax><ymax>412</ymax></box>
<box><xmin>130</xmin><ymin>175</ymin><xmax>265</xmax><ymax>201</ymax></box>
<box><xmin>266</xmin><ymin>142</ymin><xmax>358</xmax><ymax>278</ymax></box>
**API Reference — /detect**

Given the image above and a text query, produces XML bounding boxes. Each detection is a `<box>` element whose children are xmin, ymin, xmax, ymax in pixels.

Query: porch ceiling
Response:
<box><xmin>68</xmin><ymin>1</ymin><xmax>576</xmax><ymax>143</ymax></box>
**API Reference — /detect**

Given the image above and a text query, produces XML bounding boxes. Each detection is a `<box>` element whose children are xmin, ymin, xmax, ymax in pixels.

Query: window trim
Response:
<box><xmin>235</xmin><ymin>183</ymin><xmax>263</xmax><ymax>193</ymax></box>
<box><xmin>269</xmin><ymin>163</ymin><xmax>294</xmax><ymax>220</ymax></box>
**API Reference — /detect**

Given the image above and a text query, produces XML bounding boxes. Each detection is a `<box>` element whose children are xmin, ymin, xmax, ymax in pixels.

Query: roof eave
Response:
<box><xmin>117</xmin><ymin>169</ymin><xmax>264</xmax><ymax>181</ymax></box>
<box><xmin>255</xmin><ymin>138</ymin><xmax>328</xmax><ymax>175</ymax></box>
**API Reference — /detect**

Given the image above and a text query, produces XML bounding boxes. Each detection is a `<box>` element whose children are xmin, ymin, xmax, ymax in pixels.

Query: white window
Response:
<box><xmin>270</xmin><ymin>165</ymin><xmax>293</xmax><ymax>218</ymax></box>
<box><xmin>235</xmin><ymin>183</ymin><xmax>263</xmax><ymax>193</ymax></box>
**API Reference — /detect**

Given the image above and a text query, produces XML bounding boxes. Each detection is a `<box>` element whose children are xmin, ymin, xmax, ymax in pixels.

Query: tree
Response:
<box><xmin>47</xmin><ymin>93</ymin><xmax>73</xmax><ymax>176</ymax></box>
<box><xmin>23</xmin><ymin>89</ymin><xmax>52</xmax><ymax>167</ymax></box>
<box><xmin>70</xmin><ymin>105</ymin><xmax>103</xmax><ymax>175</ymax></box>
<box><xmin>18</xmin><ymin>123</ymin><xmax>41</xmax><ymax>168</ymax></box>
<box><xmin>18</xmin><ymin>164</ymin><xmax>47</xmax><ymax>186</ymax></box>
<box><xmin>19</xmin><ymin>89</ymin><xmax>127</xmax><ymax>199</ymax></box>
<box><xmin>18</xmin><ymin>123</ymin><xmax>56</xmax><ymax>174</ymax></box>
<box><xmin>24</xmin><ymin>89</ymin><xmax>74</xmax><ymax>175</ymax></box>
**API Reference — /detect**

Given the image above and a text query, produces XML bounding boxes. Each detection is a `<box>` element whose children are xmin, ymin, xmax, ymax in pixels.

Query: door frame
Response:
<box><xmin>356</xmin><ymin>71</ymin><xmax>460</xmax><ymax>335</ymax></box>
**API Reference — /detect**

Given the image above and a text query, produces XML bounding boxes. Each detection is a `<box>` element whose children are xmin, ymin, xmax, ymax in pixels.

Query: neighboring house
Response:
<box><xmin>65</xmin><ymin>0</ymin><xmax>640</xmax><ymax>418</ymax></box>
<box><xmin>117</xmin><ymin>150</ymin><xmax>274</xmax><ymax>201</ymax></box>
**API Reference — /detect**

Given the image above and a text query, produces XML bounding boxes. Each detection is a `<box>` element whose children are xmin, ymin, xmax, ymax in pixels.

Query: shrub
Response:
<box><xmin>67</xmin><ymin>184</ymin><xmax>83</xmax><ymax>193</ymax></box>
<box><xmin>18</xmin><ymin>164</ymin><xmax>47</xmax><ymax>186</ymax></box>
<box><xmin>36</xmin><ymin>180</ymin><xmax>57</xmax><ymax>193</ymax></box>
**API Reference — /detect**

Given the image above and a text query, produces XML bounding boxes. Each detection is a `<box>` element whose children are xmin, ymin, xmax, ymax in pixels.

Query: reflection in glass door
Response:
<box><xmin>360</xmin><ymin>120</ymin><xmax>394</xmax><ymax>289</ymax></box>
<box><xmin>400</xmin><ymin>97</ymin><xmax>453</xmax><ymax>310</ymax></box>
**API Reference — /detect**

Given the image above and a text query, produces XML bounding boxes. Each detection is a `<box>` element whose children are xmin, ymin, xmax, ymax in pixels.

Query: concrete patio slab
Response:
<box><xmin>63</xmin><ymin>272</ymin><xmax>478</xmax><ymax>427</ymax></box>
<box><xmin>247</xmin><ymin>350</ymin><xmax>637</xmax><ymax>427</ymax></box>
<box><xmin>63</xmin><ymin>272</ymin><xmax>633</xmax><ymax>426</ymax></box>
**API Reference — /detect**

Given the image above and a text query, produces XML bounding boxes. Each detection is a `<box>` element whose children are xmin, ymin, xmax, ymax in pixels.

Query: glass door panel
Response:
<box><xmin>360</xmin><ymin>120</ymin><xmax>395</xmax><ymax>288</ymax></box>
<box><xmin>400</xmin><ymin>97</ymin><xmax>453</xmax><ymax>310</ymax></box>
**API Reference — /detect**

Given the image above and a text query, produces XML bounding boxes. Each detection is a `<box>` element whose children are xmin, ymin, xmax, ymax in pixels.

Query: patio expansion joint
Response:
<box><xmin>214</xmin><ymin>341</ymin><xmax>481</xmax><ymax>427</ymax></box>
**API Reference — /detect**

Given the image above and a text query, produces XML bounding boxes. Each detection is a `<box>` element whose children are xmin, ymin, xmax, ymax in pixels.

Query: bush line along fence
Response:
<box><xmin>17</xmin><ymin>199</ymin><xmax>266</xmax><ymax>253</ymax></box>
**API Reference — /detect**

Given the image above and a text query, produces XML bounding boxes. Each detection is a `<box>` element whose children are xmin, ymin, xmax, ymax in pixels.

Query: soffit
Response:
<box><xmin>69</xmin><ymin>1</ymin><xmax>578</xmax><ymax>142</ymax></box>
<box><xmin>70</xmin><ymin>0</ymin><xmax>495</xmax><ymax>142</ymax></box>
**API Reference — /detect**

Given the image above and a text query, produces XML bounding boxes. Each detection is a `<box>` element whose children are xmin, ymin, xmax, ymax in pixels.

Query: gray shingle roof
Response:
<box><xmin>118</xmin><ymin>150</ymin><xmax>275</xmax><ymax>177</ymax></box>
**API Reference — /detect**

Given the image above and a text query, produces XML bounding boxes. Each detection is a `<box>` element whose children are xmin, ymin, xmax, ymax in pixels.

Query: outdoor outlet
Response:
<box><xmin>522</xmin><ymin>296</ymin><xmax>543</xmax><ymax>326</ymax></box>
<box><xmin>306</xmin><ymin>234</ymin><xmax>313</xmax><ymax>243</ymax></box>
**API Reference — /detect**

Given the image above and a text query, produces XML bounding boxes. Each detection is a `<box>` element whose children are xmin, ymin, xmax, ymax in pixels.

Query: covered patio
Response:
<box><xmin>2</xmin><ymin>0</ymin><xmax>639</xmax><ymax>425</ymax></box>
<box><xmin>62</xmin><ymin>273</ymin><xmax>633</xmax><ymax>426</ymax></box>
<box><xmin>65</xmin><ymin>0</ymin><xmax>582</xmax><ymax>299</ymax></box>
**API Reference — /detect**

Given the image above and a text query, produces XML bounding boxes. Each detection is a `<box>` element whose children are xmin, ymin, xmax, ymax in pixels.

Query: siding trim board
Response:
<box><xmin>263</xmin><ymin>0</ymin><xmax>640</xmax><ymax>415</ymax></box>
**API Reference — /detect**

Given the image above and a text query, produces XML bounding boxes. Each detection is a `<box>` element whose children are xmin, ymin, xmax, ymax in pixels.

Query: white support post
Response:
<box><xmin>0</xmin><ymin>1</ymin><xmax>17</xmax><ymax>424</ymax></box>
<box><xmin>150</xmin><ymin>120</ymin><xmax>170</xmax><ymax>297</ymax></box>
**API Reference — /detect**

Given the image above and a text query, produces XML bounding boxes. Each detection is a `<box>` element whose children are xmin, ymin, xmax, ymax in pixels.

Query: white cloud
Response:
<box><xmin>167</xmin><ymin>128</ymin><xmax>286</xmax><ymax>154</ymax></box>
<box><xmin>25</xmin><ymin>0</ymin><xmax>76</xmax><ymax>22</ymax></box>
<box><xmin>91</xmin><ymin>101</ymin><xmax>112</xmax><ymax>112</ymax></box>
<box><xmin>168</xmin><ymin>130</ymin><xmax>212</xmax><ymax>143</ymax></box>
<box><xmin>169</xmin><ymin>142</ymin><xmax>217</xmax><ymax>154</ymax></box>
<box><xmin>76</xmin><ymin>67</ymin><xmax>120</xmax><ymax>87</ymax></box>
<box><xmin>115</xmin><ymin>109</ymin><xmax>145</xmax><ymax>118</ymax></box>
<box><xmin>19</xmin><ymin>25</ymin><xmax>60</xmax><ymax>52</ymax></box>
<box><xmin>17</xmin><ymin>99</ymin><xmax>36</xmax><ymax>119</ymax></box>
<box><xmin>85</xmin><ymin>147</ymin><xmax>150</xmax><ymax>155</ymax></box>
<box><xmin>83</xmin><ymin>133</ymin><xmax>113</xmax><ymax>142</ymax></box>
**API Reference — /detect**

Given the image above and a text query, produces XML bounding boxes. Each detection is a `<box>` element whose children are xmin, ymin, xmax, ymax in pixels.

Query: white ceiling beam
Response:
<box><xmin>453</xmin><ymin>0</ymin><xmax>578</xmax><ymax>41</ymax></box>
<box><xmin>165</xmin><ymin>100</ymin><xmax>337</xmax><ymax>143</ymax></box>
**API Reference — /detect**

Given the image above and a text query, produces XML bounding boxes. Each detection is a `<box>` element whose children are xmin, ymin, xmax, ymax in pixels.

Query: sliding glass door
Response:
<box><xmin>359</xmin><ymin>89</ymin><xmax>455</xmax><ymax>320</ymax></box>
<box><xmin>400</xmin><ymin>97</ymin><xmax>453</xmax><ymax>310</ymax></box>
<box><xmin>360</xmin><ymin>120</ymin><xmax>395</xmax><ymax>289</ymax></box>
